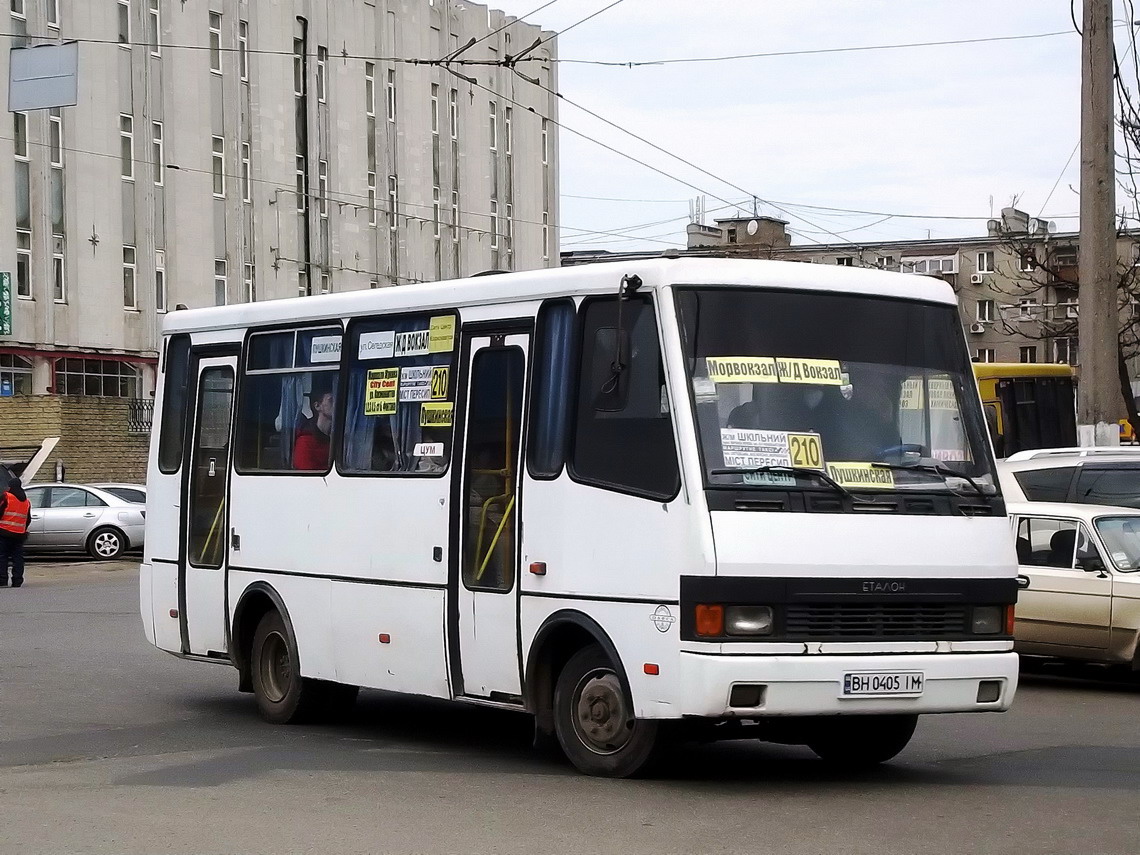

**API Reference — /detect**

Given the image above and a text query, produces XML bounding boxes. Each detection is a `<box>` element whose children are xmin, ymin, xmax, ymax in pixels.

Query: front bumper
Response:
<box><xmin>678</xmin><ymin>651</ymin><xmax>1018</xmax><ymax>717</ymax></box>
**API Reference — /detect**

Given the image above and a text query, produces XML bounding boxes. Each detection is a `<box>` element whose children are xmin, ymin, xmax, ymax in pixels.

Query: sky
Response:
<box><xmin>486</xmin><ymin>0</ymin><xmax>1122</xmax><ymax>254</ymax></box>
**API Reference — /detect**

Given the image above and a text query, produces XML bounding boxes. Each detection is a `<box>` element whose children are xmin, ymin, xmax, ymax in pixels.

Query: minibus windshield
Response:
<box><xmin>676</xmin><ymin>287</ymin><xmax>997</xmax><ymax>494</ymax></box>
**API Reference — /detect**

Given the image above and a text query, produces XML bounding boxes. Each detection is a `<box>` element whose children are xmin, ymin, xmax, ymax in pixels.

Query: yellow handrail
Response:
<box><xmin>475</xmin><ymin>495</ymin><xmax>516</xmax><ymax>583</ymax></box>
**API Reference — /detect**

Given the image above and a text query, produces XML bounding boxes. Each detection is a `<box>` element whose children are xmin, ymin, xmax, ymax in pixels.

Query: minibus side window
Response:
<box><xmin>235</xmin><ymin>326</ymin><xmax>342</xmax><ymax>474</ymax></box>
<box><xmin>338</xmin><ymin>311</ymin><xmax>458</xmax><ymax>475</ymax></box>
<box><xmin>569</xmin><ymin>296</ymin><xmax>680</xmax><ymax>500</ymax></box>
<box><xmin>527</xmin><ymin>298</ymin><xmax>577</xmax><ymax>479</ymax></box>
<box><xmin>157</xmin><ymin>334</ymin><xmax>192</xmax><ymax>473</ymax></box>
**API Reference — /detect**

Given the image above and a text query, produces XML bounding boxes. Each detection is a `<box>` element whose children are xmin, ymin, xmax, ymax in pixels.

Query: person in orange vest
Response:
<box><xmin>0</xmin><ymin>476</ymin><xmax>31</xmax><ymax>588</ymax></box>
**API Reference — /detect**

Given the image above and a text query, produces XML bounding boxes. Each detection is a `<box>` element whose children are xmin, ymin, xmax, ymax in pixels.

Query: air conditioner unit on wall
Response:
<box><xmin>970</xmin><ymin>273</ymin><xmax>984</xmax><ymax>285</ymax></box>
<box><xmin>969</xmin><ymin>322</ymin><xmax>986</xmax><ymax>334</ymax></box>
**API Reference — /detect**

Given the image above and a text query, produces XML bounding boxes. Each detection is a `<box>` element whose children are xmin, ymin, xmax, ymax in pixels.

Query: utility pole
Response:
<box><xmin>1078</xmin><ymin>0</ymin><xmax>1122</xmax><ymax>445</ymax></box>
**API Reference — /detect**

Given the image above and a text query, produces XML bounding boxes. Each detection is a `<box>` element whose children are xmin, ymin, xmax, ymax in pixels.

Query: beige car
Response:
<box><xmin>1009</xmin><ymin>501</ymin><xmax>1140</xmax><ymax>667</ymax></box>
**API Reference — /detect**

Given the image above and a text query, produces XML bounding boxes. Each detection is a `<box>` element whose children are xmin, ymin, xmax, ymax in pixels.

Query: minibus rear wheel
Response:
<box><xmin>250</xmin><ymin>609</ymin><xmax>327</xmax><ymax>724</ymax></box>
<box><xmin>805</xmin><ymin>714</ymin><xmax>918</xmax><ymax>767</ymax></box>
<box><xmin>553</xmin><ymin>645</ymin><xmax>659</xmax><ymax>777</ymax></box>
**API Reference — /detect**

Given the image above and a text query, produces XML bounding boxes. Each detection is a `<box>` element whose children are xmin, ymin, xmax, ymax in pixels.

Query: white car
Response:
<box><xmin>1008</xmin><ymin>500</ymin><xmax>1140</xmax><ymax>667</ymax></box>
<box><xmin>997</xmin><ymin>448</ymin><xmax>1140</xmax><ymax>507</ymax></box>
<box><xmin>24</xmin><ymin>483</ymin><xmax>146</xmax><ymax>559</ymax></box>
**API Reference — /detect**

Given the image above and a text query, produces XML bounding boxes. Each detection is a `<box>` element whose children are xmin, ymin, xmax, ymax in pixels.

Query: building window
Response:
<box><xmin>49</xmin><ymin>108</ymin><xmax>62</xmax><ymax>166</ymax></box>
<box><xmin>489</xmin><ymin>101</ymin><xmax>497</xmax><ymax>151</ymax></box>
<box><xmin>212</xmin><ymin>136</ymin><xmax>225</xmax><ymax>197</ymax></box>
<box><xmin>1020</xmin><ymin>346</ymin><xmax>1038</xmax><ymax>363</ymax></box>
<box><xmin>214</xmin><ymin>259</ymin><xmax>227</xmax><ymax>306</ymax></box>
<box><xmin>490</xmin><ymin>199</ymin><xmax>499</xmax><ymax>249</ymax></box>
<box><xmin>295</xmin><ymin>156</ymin><xmax>306</xmax><ymax>212</ymax></box>
<box><xmin>148</xmin><ymin>0</ymin><xmax>159</xmax><ymax>55</ymax></box>
<box><xmin>120</xmin><ymin>114</ymin><xmax>134</xmax><ymax>179</ymax></box>
<box><xmin>1054</xmin><ymin>337</ymin><xmax>1077</xmax><ymax>365</ymax></box>
<box><xmin>239</xmin><ymin>20</ymin><xmax>249</xmax><ymax>80</ymax></box>
<box><xmin>1019</xmin><ymin>254</ymin><xmax>1036</xmax><ymax>273</ymax></box>
<box><xmin>15</xmin><ymin>229</ymin><xmax>31</xmax><ymax>299</ymax></box>
<box><xmin>56</xmin><ymin>358</ymin><xmax>141</xmax><ymax>398</ymax></box>
<box><xmin>975</xmin><ymin>348</ymin><xmax>996</xmax><ymax>364</ymax></box>
<box><xmin>505</xmin><ymin>202</ymin><xmax>513</xmax><ymax>260</ymax></box>
<box><xmin>123</xmin><ymin>246</ymin><xmax>137</xmax><ymax>309</ymax></box>
<box><xmin>835</xmin><ymin>256</ymin><xmax>854</xmax><ymax>266</ymax></box>
<box><xmin>388</xmin><ymin>175</ymin><xmax>398</xmax><ymax>231</ymax></box>
<box><xmin>53</xmin><ymin>236</ymin><xmax>65</xmax><ymax>302</ymax></box>
<box><xmin>430</xmin><ymin>83</ymin><xmax>439</xmax><ymax>135</ymax></box>
<box><xmin>505</xmin><ymin>106</ymin><xmax>512</xmax><ymax>155</ymax></box>
<box><xmin>152</xmin><ymin>121</ymin><xmax>164</xmax><ymax>185</ymax></box>
<box><xmin>449</xmin><ymin>88</ymin><xmax>458</xmax><ymax>139</ymax></box>
<box><xmin>1018</xmin><ymin>297</ymin><xmax>1037</xmax><ymax>320</ymax></box>
<box><xmin>976</xmin><ymin>299</ymin><xmax>995</xmax><ymax>322</ymax></box>
<box><xmin>367</xmin><ymin>172</ymin><xmax>377</xmax><ymax>226</ymax></box>
<box><xmin>316</xmin><ymin>46</ymin><xmax>327</xmax><ymax>103</ymax></box>
<box><xmin>318</xmin><ymin>159</ymin><xmax>328</xmax><ymax>218</ymax></box>
<box><xmin>320</xmin><ymin>272</ymin><xmax>330</xmax><ymax>294</ymax></box>
<box><xmin>386</xmin><ymin>69</ymin><xmax>396</xmax><ymax>122</ymax></box>
<box><xmin>433</xmin><ymin>187</ymin><xmax>441</xmax><ymax>239</ymax></box>
<box><xmin>13</xmin><ymin>111</ymin><xmax>27</xmax><ymax>159</ymax></box>
<box><xmin>155</xmin><ymin>249</ymin><xmax>166</xmax><ymax>312</ymax></box>
<box><xmin>209</xmin><ymin>12</ymin><xmax>222</xmax><ymax>74</ymax></box>
<box><xmin>241</xmin><ymin>142</ymin><xmax>251</xmax><ymax>202</ymax></box>
<box><xmin>977</xmin><ymin>250</ymin><xmax>995</xmax><ymax>274</ymax></box>
<box><xmin>47</xmin><ymin>0</ymin><xmax>59</xmax><ymax>28</ymax></box>
<box><xmin>451</xmin><ymin>190</ymin><xmax>460</xmax><ymax>243</ymax></box>
<box><xmin>10</xmin><ymin>0</ymin><xmax>25</xmax><ymax>18</ymax></box>
<box><xmin>118</xmin><ymin>0</ymin><xmax>130</xmax><ymax>45</ymax></box>
<box><xmin>243</xmin><ymin>262</ymin><xmax>254</xmax><ymax>302</ymax></box>
<box><xmin>542</xmin><ymin>212</ymin><xmax>550</xmax><ymax>261</ymax></box>
<box><xmin>293</xmin><ymin>38</ymin><xmax>304</xmax><ymax>96</ymax></box>
<box><xmin>365</xmin><ymin>63</ymin><xmax>375</xmax><ymax>116</ymax></box>
<box><xmin>541</xmin><ymin>118</ymin><xmax>548</xmax><ymax>165</ymax></box>
<box><xmin>0</xmin><ymin>354</ymin><xmax>33</xmax><ymax>396</ymax></box>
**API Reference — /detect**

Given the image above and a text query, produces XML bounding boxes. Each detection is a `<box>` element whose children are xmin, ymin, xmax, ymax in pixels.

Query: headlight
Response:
<box><xmin>725</xmin><ymin>605</ymin><xmax>774</xmax><ymax>636</ymax></box>
<box><xmin>971</xmin><ymin>605</ymin><xmax>1003</xmax><ymax>634</ymax></box>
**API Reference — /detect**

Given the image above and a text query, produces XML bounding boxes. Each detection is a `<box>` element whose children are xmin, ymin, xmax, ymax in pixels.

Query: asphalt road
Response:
<box><xmin>2</xmin><ymin>566</ymin><xmax>1139</xmax><ymax>855</ymax></box>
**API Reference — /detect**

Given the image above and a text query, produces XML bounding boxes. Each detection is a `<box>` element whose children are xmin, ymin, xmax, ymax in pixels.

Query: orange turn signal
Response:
<box><xmin>695</xmin><ymin>604</ymin><xmax>724</xmax><ymax>637</ymax></box>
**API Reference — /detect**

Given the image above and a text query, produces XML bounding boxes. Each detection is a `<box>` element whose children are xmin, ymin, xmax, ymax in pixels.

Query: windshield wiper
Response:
<box><xmin>871</xmin><ymin>462</ymin><xmax>990</xmax><ymax>499</ymax></box>
<box><xmin>710</xmin><ymin>465</ymin><xmax>856</xmax><ymax>501</ymax></box>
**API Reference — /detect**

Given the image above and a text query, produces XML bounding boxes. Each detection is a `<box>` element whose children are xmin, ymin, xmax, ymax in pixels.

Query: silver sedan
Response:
<box><xmin>24</xmin><ymin>483</ymin><xmax>146</xmax><ymax>559</ymax></box>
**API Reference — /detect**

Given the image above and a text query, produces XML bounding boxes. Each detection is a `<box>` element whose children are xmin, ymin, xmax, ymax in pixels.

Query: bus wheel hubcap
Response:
<box><xmin>261</xmin><ymin>632</ymin><xmax>290</xmax><ymax>702</ymax></box>
<box><xmin>573</xmin><ymin>670</ymin><xmax>631</xmax><ymax>755</ymax></box>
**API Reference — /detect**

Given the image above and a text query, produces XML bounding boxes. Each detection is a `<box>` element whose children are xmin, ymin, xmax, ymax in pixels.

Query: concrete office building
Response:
<box><xmin>1</xmin><ymin>0</ymin><xmax>559</xmax><ymax>398</ymax></box>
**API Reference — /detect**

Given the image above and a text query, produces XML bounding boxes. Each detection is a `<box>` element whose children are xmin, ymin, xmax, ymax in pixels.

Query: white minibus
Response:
<box><xmin>141</xmin><ymin>258</ymin><xmax>1019</xmax><ymax>776</ymax></box>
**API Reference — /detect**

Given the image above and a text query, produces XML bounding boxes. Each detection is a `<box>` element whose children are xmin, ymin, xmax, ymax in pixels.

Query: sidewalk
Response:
<box><xmin>9</xmin><ymin>554</ymin><xmax>141</xmax><ymax>586</ymax></box>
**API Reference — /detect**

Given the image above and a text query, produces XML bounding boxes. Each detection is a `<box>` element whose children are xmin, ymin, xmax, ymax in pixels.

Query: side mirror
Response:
<box><xmin>1078</xmin><ymin>556</ymin><xmax>1108</xmax><ymax>576</ymax></box>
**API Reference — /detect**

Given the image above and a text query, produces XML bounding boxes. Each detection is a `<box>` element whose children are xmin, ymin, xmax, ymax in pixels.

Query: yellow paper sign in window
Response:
<box><xmin>705</xmin><ymin>356</ymin><xmax>779</xmax><ymax>384</ymax></box>
<box><xmin>428</xmin><ymin>315</ymin><xmax>456</xmax><ymax>353</ymax></box>
<box><xmin>826</xmin><ymin>462</ymin><xmax>895</xmax><ymax>489</ymax></box>
<box><xmin>430</xmin><ymin>365</ymin><xmax>450</xmax><ymax>399</ymax></box>
<box><xmin>774</xmin><ymin>358</ymin><xmax>844</xmax><ymax>385</ymax></box>
<box><xmin>420</xmin><ymin>401</ymin><xmax>454</xmax><ymax>428</ymax></box>
<box><xmin>788</xmin><ymin>433</ymin><xmax>825</xmax><ymax>469</ymax></box>
<box><xmin>365</xmin><ymin>368</ymin><xmax>399</xmax><ymax>416</ymax></box>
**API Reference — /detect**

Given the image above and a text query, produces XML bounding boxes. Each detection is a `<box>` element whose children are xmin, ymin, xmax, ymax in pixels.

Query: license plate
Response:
<box><xmin>841</xmin><ymin>671</ymin><xmax>924</xmax><ymax>697</ymax></box>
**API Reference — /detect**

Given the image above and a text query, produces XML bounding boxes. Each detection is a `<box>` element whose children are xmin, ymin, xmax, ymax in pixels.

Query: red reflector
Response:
<box><xmin>529</xmin><ymin>562</ymin><xmax>546</xmax><ymax>575</ymax></box>
<box><xmin>169</xmin><ymin>609</ymin><xmax>178</xmax><ymax>618</ymax></box>
<box><xmin>643</xmin><ymin>663</ymin><xmax>659</xmax><ymax>676</ymax></box>
<box><xmin>695</xmin><ymin>604</ymin><xmax>724</xmax><ymax>637</ymax></box>
<box><xmin>1005</xmin><ymin>604</ymin><xmax>1016</xmax><ymax>635</ymax></box>
<box><xmin>378</xmin><ymin>633</ymin><xmax>391</xmax><ymax>644</ymax></box>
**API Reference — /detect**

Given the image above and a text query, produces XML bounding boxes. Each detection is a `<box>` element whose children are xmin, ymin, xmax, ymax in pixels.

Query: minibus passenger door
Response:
<box><xmin>180</xmin><ymin>354</ymin><xmax>237</xmax><ymax>657</ymax></box>
<box><xmin>451</xmin><ymin>331</ymin><xmax>529</xmax><ymax>699</ymax></box>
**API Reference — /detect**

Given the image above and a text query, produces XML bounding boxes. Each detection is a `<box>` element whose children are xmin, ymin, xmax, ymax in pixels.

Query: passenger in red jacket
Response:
<box><xmin>293</xmin><ymin>390</ymin><xmax>334</xmax><ymax>470</ymax></box>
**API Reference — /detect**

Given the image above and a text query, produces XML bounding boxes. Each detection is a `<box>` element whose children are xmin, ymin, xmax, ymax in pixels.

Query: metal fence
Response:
<box><xmin>127</xmin><ymin>397</ymin><xmax>154</xmax><ymax>434</ymax></box>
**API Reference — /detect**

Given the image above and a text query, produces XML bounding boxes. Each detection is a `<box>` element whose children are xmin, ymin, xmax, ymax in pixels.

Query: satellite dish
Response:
<box><xmin>746</xmin><ymin>219</ymin><xmax>759</xmax><ymax>236</ymax></box>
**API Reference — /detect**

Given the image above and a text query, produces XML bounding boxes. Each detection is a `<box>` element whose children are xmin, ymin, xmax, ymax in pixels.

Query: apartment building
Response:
<box><xmin>1</xmin><ymin>0</ymin><xmax>559</xmax><ymax>398</ymax></box>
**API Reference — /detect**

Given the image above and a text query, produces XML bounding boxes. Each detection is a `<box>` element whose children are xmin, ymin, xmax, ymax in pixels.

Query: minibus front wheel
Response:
<box><xmin>553</xmin><ymin>645</ymin><xmax>659</xmax><ymax>777</ymax></box>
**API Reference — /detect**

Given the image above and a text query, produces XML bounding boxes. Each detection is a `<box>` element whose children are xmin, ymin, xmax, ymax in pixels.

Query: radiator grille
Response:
<box><xmin>783</xmin><ymin>603</ymin><xmax>970</xmax><ymax>639</ymax></box>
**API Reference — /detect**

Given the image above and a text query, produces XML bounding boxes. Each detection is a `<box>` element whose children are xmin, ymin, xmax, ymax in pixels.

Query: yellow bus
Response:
<box><xmin>972</xmin><ymin>363</ymin><xmax>1077</xmax><ymax>457</ymax></box>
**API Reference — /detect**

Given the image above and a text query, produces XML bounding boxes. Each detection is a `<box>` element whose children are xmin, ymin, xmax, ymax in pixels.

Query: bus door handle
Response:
<box><xmin>231</xmin><ymin>528</ymin><xmax>241</xmax><ymax>551</ymax></box>
<box><xmin>1017</xmin><ymin>574</ymin><xmax>1030</xmax><ymax>589</ymax></box>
